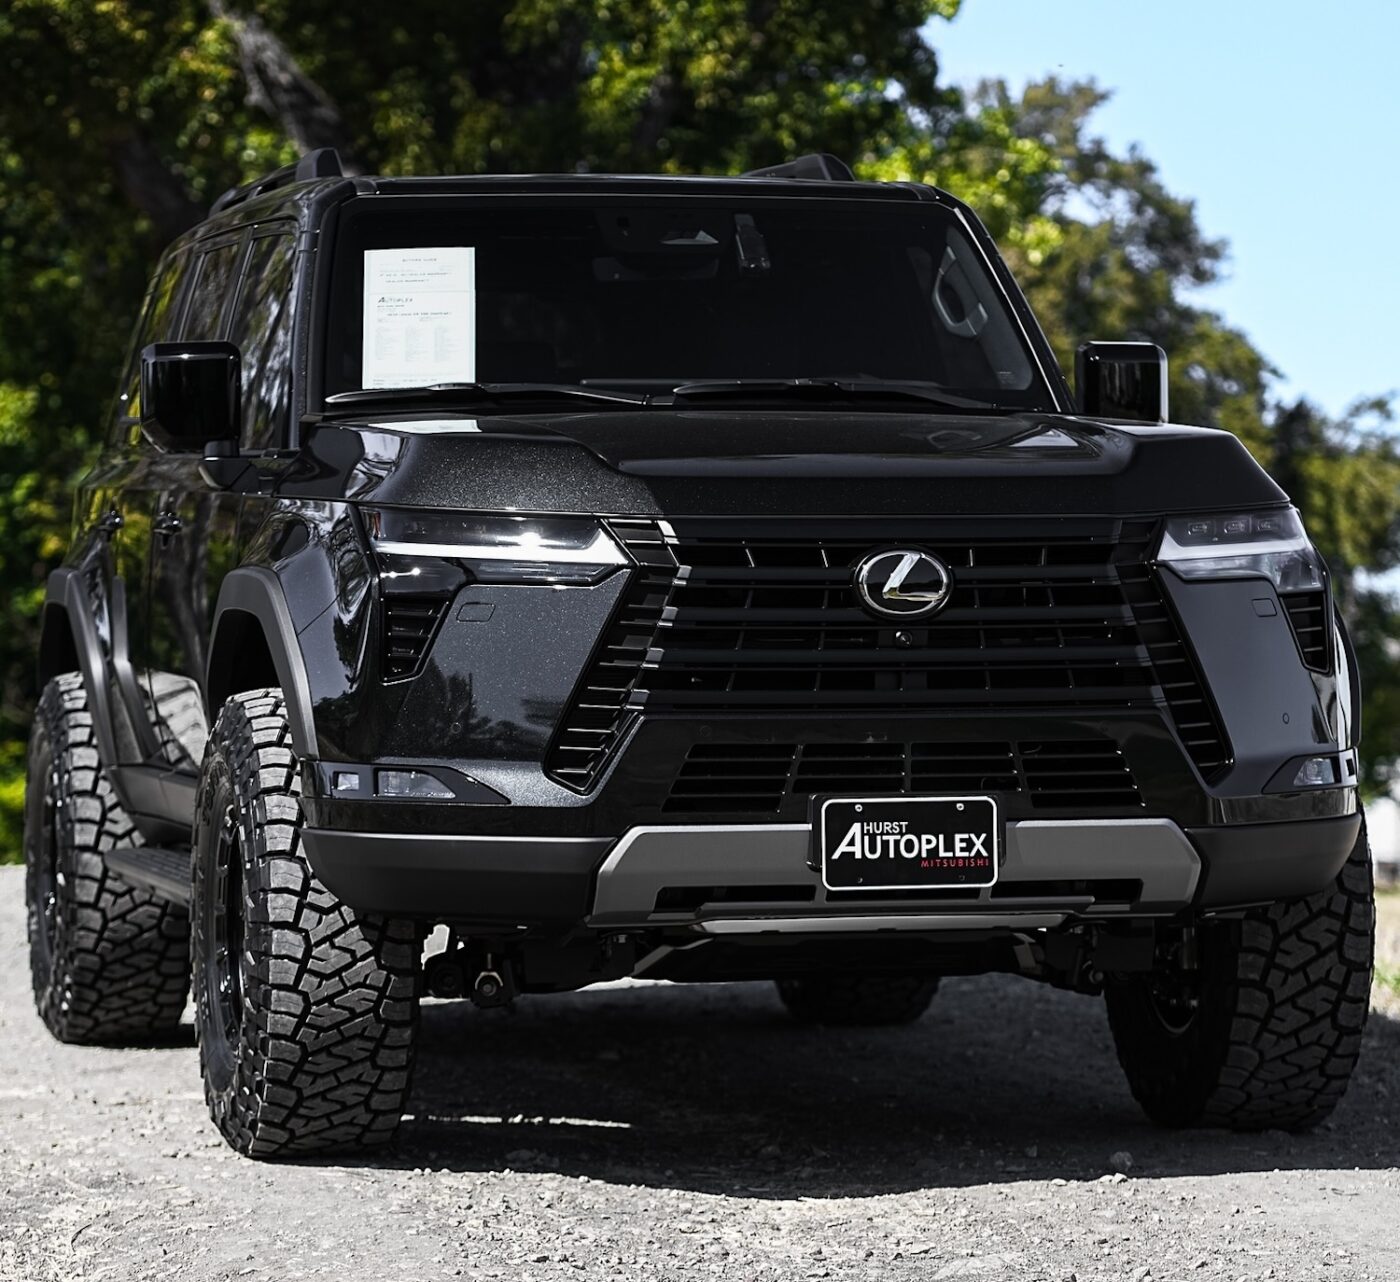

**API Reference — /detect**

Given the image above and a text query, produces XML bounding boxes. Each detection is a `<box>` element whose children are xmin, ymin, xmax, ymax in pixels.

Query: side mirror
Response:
<box><xmin>1075</xmin><ymin>341</ymin><xmax>1168</xmax><ymax>423</ymax></box>
<box><xmin>140</xmin><ymin>341</ymin><xmax>241</xmax><ymax>451</ymax></box>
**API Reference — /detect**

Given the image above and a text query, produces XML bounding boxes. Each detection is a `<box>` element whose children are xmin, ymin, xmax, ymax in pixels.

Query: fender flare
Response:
<box><xmin>1335</xmin><ymin>611</ymin><xmax>1362</xmax><ymax>746</ymax></box>
<box><xmin>41</xmin><ymin>567</ymin><xmax>120</xmax><ymax>766</ymax></box>
<box><xmin>207</xmin><ymin>568</ymin><xmax>319</xmax><ymax>758</ymax></box>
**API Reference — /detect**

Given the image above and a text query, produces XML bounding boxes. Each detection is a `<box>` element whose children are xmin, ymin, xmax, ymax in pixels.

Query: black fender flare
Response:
<box><xmin>40</xmin><ymin>567</ymin><xmax>121</xmax><ymax>766</ymax></box>
<box><xmin>1335</xmin><ymin>610</ymin><xmax>1362</xmax><ymax>746</ymax></box>
<box><xmin>206</xmin><ymin>568</ymin><xmax>319</xmax><ymax>758</ymax></box>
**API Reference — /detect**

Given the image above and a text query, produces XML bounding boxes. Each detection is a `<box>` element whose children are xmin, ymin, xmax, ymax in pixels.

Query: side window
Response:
<box><xmin>181</xmin><ymin>239</ymin><xmax>244</xmax><ymax>342</ymax></box>
<box><xmin>226</xmin><ymin>233</ymin><xmax>297</xmax><ymax>449</ymax></box>
<box><xmin>113</xmin><ymin>249</ymin><xmax>191</xmax><ymax>438</ymax></box>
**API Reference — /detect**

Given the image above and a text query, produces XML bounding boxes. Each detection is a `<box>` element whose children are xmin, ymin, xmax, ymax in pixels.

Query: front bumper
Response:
<box><xmin>300</xmin><ymin>810</ymin><xmax>1360</xmax><ymax>930</ymax></box>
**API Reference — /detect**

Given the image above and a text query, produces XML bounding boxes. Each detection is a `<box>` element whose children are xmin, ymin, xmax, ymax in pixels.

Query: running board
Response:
<box><xmin>103</xmin><ymin>846</ymin><xmax>192</xmax><ymax>907</ymax></box>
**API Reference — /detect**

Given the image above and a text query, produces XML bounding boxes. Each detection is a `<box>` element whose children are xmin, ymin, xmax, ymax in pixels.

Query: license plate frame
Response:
<box><xmin>817</xmin><ymin>795</ymin><xmax>1001</xmax><ymax>893</ymax></box>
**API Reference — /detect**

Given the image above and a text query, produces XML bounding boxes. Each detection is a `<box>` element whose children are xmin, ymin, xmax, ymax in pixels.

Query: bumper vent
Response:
<box><xmin>1281</xmin><ymin>590</ymin><xmax>1330</xmax><ymax>670</ymax></box>
<box><xmin>543</xmin><ymin>521</ymin><xmax>677</xmax><ymax>791</ymax></box>
<box><xmin>382</xmin><ymin>594</ymin><xmax>448</xmax><ymax>681</ymax></box>
<box><xmin>663</xmin><ymin>738</ymin><xmax>1144</xmax><ymax>815</ymax></box>
<box><xmin>1115</xmin><ymin>524</ymin><xmax>1231</xmax><ymax>781</ymax></box>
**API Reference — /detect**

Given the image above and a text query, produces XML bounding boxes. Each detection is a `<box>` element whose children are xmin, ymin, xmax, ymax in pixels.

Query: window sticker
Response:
<box><xmin>362</xmin><ymin>247</ymin><xmax>476</xmax><ymax>389</ymax></box>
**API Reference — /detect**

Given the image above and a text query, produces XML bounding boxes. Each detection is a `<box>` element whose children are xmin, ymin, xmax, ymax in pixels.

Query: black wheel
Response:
<box><xmin>775</xmin><ymin>972</ymin><xmax>940</xmax><ymax>1026</ymax></box>
<box><xmin>192</xmin><ymin>688</ymin><xmax>419</xmax><ymax>1157</ymax></box>
<box><xmin>24</xmin><ymin>674</ymin><xmax>189</xmax><ymax>1044</ymax></box>
<box><xmin>1106</xmin><ymin>820</ymin><xmax>1374</xmax><ymax>1131</ymax></box>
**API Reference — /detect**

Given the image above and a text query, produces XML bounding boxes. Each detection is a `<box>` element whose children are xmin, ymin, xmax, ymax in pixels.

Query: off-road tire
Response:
<box><xmin>1105</xmin><ymin>821</ymin><xmax>1374</xmax><ymax>1131</ymax></box>
<box><xmin>775</xmin><ymin>973</ymin><xmax>940</xmax><ymax>1026</ymax></box>
<box><xmin>192</xmin><ymin>688</ymin><xmax>419</xmax><ymax>1158</ymax></box>
<box><xmin>24</xmin><ymin>674</ymin><xmax>190</xmax><ymax>1043</ymax></box>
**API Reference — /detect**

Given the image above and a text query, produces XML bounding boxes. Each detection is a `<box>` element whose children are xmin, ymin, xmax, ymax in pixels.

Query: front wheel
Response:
<box><xmin>1105</xmin><ymin>820</ymin><xmax>1374</xmax><ymax>1131</ymax></box>
<box><xmin>25</xmin><ymin>674</ymin><xmax>189</xmax><ymax>1044</ymax></box>
<box><xmin>192</xmin><ymin>688</ymin><xmax>420</xmax><ymax>1157</ymax></box>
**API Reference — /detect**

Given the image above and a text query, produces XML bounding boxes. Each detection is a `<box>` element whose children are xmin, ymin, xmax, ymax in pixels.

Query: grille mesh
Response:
<box><xmin>663</xmin><ymin>738</ymin><xmax>1144</xmax><ymax>815</ymax></box>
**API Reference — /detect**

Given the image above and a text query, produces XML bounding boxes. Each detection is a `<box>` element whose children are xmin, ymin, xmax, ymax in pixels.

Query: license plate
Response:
<box><xmin>818</xmin><ymin>795</ymin><xmax>1000</xmax><ymax>892</ymax></box>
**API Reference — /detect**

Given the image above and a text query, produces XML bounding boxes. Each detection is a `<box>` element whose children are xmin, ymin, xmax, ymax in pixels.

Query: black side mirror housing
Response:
<box><xmin>1075</xmin><ymin>341</ymin><xmax>1168</xmax><ymax>423</ymax></box>
<box><xmin>140</xmin><ymin>341</ymin><xmax>241</xmax><ymax>451</ymax></box>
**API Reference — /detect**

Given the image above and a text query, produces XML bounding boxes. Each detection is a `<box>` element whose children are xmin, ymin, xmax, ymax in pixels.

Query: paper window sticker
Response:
<box><xmin>361</xmin><ymin>247</ymin><xmax>476</xmax><ymax>389</ymax></box>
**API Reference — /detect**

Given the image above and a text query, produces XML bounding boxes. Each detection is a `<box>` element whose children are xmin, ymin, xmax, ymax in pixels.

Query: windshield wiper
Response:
<box><xmin>666</xmin><ymin>378</ymin><xmax>1009</xmax><ymax>413</ymax></box>
<box><xmin>325</xmin><ymin>382</ymin><xmax>649</xmax><ymax>410</ymax></box>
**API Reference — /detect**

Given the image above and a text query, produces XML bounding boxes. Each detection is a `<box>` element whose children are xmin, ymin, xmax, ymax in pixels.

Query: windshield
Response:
<box><xmin>322</xmin><ymin>195</ymin><xmax>1054</xmax><ymax>410</ymax></box>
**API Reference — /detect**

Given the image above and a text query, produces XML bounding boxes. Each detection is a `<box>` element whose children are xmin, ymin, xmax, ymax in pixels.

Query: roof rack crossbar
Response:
<box><xmin>741</xmin><ymin>153</ymin><xmax>855</xmax><ymax>182</ymax></box>
<box><xmin>210</xmin><ymin>147</ymin><xmax>345</xmax><ymax>215</ymax></box>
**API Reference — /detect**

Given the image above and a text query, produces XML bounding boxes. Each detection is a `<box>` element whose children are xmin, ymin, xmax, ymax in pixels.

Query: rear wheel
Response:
<box><xmin>192</xmin><ymin>689</ymin><xmax>419</xmax><ymax>1157</ymax></box>
<box><xmin>1105</xmin><ymin>821</ymin><xmax>1374</xmax><ymax>1131</ymax></box>
<box><xmin>775</xmin><ymin>972</ymin><xmax>940</xmax><ymax>1026</ymax></box>
<box><xmin>24</xmin><ymin>674</ymin><xmax>189</xmax><ymax>1044</ymax></box>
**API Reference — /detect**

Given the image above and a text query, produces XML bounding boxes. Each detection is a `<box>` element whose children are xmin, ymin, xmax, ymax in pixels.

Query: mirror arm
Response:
<box><xmin>199</xmin><ymin>450</ymin><xmax>253</xmax><ymax>492</ymax></box>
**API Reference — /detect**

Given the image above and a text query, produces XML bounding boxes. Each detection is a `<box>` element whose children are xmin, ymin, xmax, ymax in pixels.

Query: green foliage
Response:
<box><xmin>0</xmin><ymin>1</ymin><xmax>1395</xmax><ymax>858</ymax></box>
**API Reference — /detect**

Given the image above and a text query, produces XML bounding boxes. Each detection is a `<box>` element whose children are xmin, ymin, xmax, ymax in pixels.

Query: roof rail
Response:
<box><xmin>741</xmin><ymin>153</ymin><xmax>855</xmax><ymax>182</ymax></box>
<box><xmin>210</xmin><ymin>147</ymin><xmax>345</xmax><ymax>215</ymax></box>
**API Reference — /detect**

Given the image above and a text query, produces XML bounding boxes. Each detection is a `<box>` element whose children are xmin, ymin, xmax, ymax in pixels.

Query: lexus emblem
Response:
<box><xmin>854</xmin><ymin>549</ymin><xmax>953</xmax><ymax>618</ymax></box>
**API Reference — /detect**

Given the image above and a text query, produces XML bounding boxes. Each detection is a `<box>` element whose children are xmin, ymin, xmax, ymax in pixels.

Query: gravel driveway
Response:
<box><xmin>2</xmin><ymin>865</ymin><xmax>1398</xmax><ymax>1282</ymax></box>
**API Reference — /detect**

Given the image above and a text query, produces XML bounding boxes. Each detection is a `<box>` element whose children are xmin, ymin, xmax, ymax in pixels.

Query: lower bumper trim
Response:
<box><xmin>301</xmin><ymin>829</ymin><xmax>611</xmax><ymax>921</ymax></box>
<box><xmin>587</xmin><ymin>818</ymin><xmax>1201</xmax><ymax>928</ymax></box>
<box><xmin>694</xmin><ymin>912</ymin><xmax>1070</xmax><ymax>936</ymax></box>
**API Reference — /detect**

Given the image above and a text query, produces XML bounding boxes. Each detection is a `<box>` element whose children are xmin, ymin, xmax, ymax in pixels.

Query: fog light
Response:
<box><xmin>377</xmin><ymin>769</ymin><xmax>454</xmax><ymax>800</ymax></box>
<box><xmin>1293</xmin><ymin>757</ymin><xmax>1338</xmax><ymax>787</ymax></box>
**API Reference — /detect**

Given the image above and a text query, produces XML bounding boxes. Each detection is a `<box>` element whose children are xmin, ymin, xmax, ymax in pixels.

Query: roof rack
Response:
<box><xmin>741</xmin><ymin>153</ymin><xmax>855</xmax><ymax>182</ymax></box>
<box><xmin>210</xmin><ymin>147</ymin><xmax>344</xmax><ymax>215</ymax></box>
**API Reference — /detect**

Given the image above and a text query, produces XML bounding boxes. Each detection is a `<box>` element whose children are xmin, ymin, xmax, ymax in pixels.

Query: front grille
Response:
<box><xmin>545</xmin><ymin>517</ymin><xmax>1232</xmax><ymax>789</ymax></box>
<box><xmin>382</xmin><ymin>594</ymin><xmax>448</xmax><ymax>681</ymax></box>
<box><xmin>648</xmin><ymin>519</ymin><xmax>1155</xmax><ymax>711</ymax></box>
<box><xmin>1281</xmin><ymin>590</ymin><xmax>1330</xmax><ymax>669</ymax></box>
<box><xmin>663</xmin><ymin>737</ymin><xmax>1144</xmax><ymax>815</ymax></box>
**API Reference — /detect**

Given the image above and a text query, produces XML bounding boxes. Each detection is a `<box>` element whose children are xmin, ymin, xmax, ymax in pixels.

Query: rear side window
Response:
<box><xmin>112</xmin><ymin>249</ymin><xmax>191</xmax><ymax>438</ymax></box>
<box><xmin>181</xmin><ymin>239</ymin><xmax>244</xmax><ymax>341</ymax></box>
<box><xmin>226</xmin><ymin>233</ymin><xmax>297</xmax><ymax>449</ymax></box>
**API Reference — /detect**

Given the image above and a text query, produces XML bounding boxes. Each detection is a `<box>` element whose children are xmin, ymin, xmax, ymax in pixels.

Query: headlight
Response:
<box><xmin>1156</xmin><ymin>508</ymin><xmax>1324</xmax><ymax>591</ymax></box>
<box><xmin>362</xmin><ymin>508</ymin><xmax>628</xmax><ymax>585</ymax></box>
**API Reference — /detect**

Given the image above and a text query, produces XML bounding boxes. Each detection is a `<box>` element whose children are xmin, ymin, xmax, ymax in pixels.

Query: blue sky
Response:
<box><xmin>929</xmin><ymin>0</ymin><xmax>1399</xmax><ymax>421</ymax></box>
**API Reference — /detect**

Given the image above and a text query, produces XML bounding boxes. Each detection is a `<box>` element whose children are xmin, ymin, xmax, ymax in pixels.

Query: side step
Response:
<box><xmin>103</xmin><ymin>846</ymin><xmax>192</xmax><ymax>908</ymax></box>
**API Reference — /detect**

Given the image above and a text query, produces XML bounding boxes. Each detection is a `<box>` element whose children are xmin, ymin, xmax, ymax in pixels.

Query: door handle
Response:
<box><xmin>95</xmin><ymin>508</ymin><xmax>123</xmax><ymax>539</ymax></box>
<box><xmin>154</xmin><ymin>510</ymin><xmax>183</xmax><ymax>543</ymax></box>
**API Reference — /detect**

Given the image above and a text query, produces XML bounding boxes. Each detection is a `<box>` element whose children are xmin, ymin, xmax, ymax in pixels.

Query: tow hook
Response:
<box><xmin>471</xmin><ymin>955</ymin><xmax>516</xmax><ymax>1008</ymax></box>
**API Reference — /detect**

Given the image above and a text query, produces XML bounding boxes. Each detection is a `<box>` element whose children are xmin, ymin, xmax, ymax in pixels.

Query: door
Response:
<box><xmin>79</xmin><ymin>247</ymin><xmax>192</xmax><ymax>764</ymax></box>
<box><xmin>144</xmin><ymin>227</ymin><xmax>298</xmax><ymax>771</ymax></box>
<box><xmin>139</xmin><ymin>233</ymin><xmax>247</xmax><ymax>771</ymax></box>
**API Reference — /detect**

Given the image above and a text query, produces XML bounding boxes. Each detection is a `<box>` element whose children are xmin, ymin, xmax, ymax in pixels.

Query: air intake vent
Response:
<box><xmin>1115</xmin><ymin>522</ymin><xmax>1231</xmax><ymax>782</ymax></box>
<box><xmin>1281</xmin><ymin>590</ymin><xmax>1330</xmax><ymax>670</ymax></box>
<box><xmin>382</xmin><ymin>594</ymin><xmax>448</xmax><ymax>681</ymax></box>
<box><xmin>663</xmin><ymin>737</ymin><xmax>1143</xmax><ymax>815</ymax></box>
<box><xmin>543</xmin><ymin>521</ymin><xmax>674</xmax><ymax>791</ymax></box>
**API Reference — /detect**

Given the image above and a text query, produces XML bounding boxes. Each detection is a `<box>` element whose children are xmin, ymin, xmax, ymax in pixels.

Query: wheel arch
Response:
<box><xmin>39</xmin><ymin>569</ymin><xmax>119</xmax><ymax>766</ymax></box>
<box><xmin>206</xmin><ymin>568</ymin><xmax>318</xmax><ymax>758</ymax></box>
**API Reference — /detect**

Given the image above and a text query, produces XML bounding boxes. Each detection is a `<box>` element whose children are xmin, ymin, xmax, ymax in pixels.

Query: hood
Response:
<box><xmin>291</xmin><ymin>409</ymin><xmax>1288</xmax><ymax>518</ymax></box>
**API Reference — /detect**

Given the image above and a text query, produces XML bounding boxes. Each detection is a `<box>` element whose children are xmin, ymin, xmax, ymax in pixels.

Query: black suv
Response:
<box><xmin>25</xmin><ymin>150</ymin><xmax>1373</xmax><ymax>1157</ymax></box>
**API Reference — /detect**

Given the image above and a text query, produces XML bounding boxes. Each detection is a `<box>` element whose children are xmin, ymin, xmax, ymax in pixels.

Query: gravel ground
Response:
<box><xmin>2</xmin><ymin>866</ymin><xmax>1398</xmax><ymax>1282</ymax></box>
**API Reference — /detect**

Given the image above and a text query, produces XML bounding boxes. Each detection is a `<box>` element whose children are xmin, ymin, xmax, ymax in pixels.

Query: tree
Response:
<box><xmin>0</xmin><ymin>1</ymin><xmax>1395</xmax><ymax>852</ymax></box>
